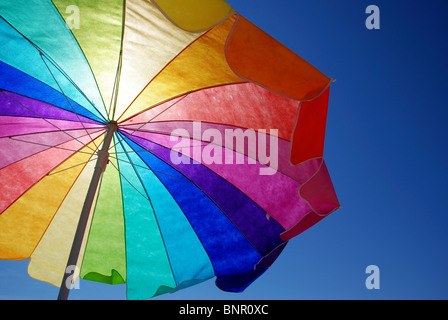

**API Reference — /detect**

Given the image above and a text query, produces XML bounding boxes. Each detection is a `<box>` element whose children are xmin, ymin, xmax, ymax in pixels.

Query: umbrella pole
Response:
<box><xmin>57</xmin><ymin>121</ymin><xmax>118</xmax><ymax>300</ymax></box>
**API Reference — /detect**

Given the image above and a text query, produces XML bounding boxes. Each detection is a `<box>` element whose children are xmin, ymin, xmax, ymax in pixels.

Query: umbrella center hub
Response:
<box><xmin>95</xmin><ymin>121</ymin><xmax>118</xmax><ymax>171</ymax></box>
<box><xmin>107</xmin><ymin>120</ymin><xmax>118</xmax><ymax>132</ymax></box>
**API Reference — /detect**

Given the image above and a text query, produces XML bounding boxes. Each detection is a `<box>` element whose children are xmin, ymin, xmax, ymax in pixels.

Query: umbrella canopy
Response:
<box><xmin>0</xmin><ymin>0</ymin><xmax>340</xmax><ymax>300</ymax></box>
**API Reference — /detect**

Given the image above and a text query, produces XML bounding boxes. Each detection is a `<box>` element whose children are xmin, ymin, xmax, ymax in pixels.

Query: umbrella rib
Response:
<box><xmin>132</xmin><ymin>91</ymin><xmax>191</xmax><ymax>126</ymax></box>
<box><xmin>108</xmin><ymin>154</ymin><xmax>191</xmax><ymax>183</ymax></box>
<box><xmin>108</xmin><ymin>51</ymin><xmax>123</xmax><ymax>121</ymax></box>
<box><xmin>109</xmin><ymin>91</ymin><xmax>191</xmax><ymax>152</ymax></box>
<box><xmin>0</xmin><ymin>90</ymin><xmax>99</xmax><ymax>153</ymax></box>
<box><xmin>108</xmin><ymin>0</ymin><xmax>127</xmax><ymax>121</ymax></box>
<box><xmin>1</xmin><ymin>125</ymin><xmax>104</xmax><ymax>138</ymax></box>
<box><xmin>46</xmin><ymin>157</ymin><xmax>98</xmax><ymax>176</ymax></box>
<box><xmin>7</xmin><ymin>135</ymin><xmax>98</xmax><ymax>155</ymax></box>
<box><xmin>39</xmin><ymin>53</ymin><xmax>100</xmax><ymax>150</ymax></box>
<box><xmin>108</xmin><ymin>157</ymin><xmax>150</xmax><ymax>202</ymax></box>
<box><xmin>112</xmin><ymin>143</ymin><xmax>205</xmax><ymax>154</ymax></box>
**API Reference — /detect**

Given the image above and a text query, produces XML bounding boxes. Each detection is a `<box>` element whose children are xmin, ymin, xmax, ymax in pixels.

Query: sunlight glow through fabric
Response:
<box><xmin>0</xmin><ymin>0</ymin><xmax>340</xmax><ymax>300</ymax></box>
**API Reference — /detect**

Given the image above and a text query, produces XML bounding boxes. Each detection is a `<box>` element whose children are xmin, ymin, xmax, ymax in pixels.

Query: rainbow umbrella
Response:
<box><xmin>0</xmin><ymin>0</ymin><xmax>340</xmax><ymax>300</ymax></box>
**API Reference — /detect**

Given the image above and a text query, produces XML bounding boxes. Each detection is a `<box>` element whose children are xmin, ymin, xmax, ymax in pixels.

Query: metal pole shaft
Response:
<box><xmin>57</xmin><ymin>121</ymin><xmax>117</xmax><ymax>300</ymax></box>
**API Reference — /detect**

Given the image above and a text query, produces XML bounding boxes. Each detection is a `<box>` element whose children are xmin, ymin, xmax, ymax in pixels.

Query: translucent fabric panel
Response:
<box><xmin>122</xmin><ymin>82</ymin><xmax>298</xmax><ymax>141</ymax></box>
<box><xmin>126</xmin><ymin>122</ymin><xmax>340</xmax><ymax>240</ymax></box>
<box><xmin>0</xmin><ymin>90</ymin><xmax>100</xmax><ymax>124</ymax></box>
<box><xmin>52</xmin><ymin>0</ymin><xmax>123</xmax><ymax>115</ymax></box>
<box><xmin>115</xmin><ymin>139</ymin><xmax>176</xmax><ymax>299</ymax></box>
<box><xmin>0</xmin><ymin>128</ymin><xmax>102</xmax><ymax>170</ymax></box>
<box><xmin>120</xmin><ymin>133</ymin><xmax>277</xmax><ymax>294</ymax></box>
<box><xmin>80</xmin><ymin>151</ymin><xmax>127</xmax><ymax>285</ymax></box>
<box><xmin>280</xmin><ymin>160</ymin><xmax>340</xmax><ymax>241</ymax></box>
<box><xmin>291</xmin><ymin>87</ymin><xmax>331</xmax><ymax>165</ymax></box>
<box><xmin>122</xmin><ymin>132</ymin><xmax>286</xmax><ymax>257</ymax></box>
<box><xmin>117</xmin><ymin>134</ymin><xmax>264</xmax><ymax>298</ymax></box>
<box><xmin>119</xmin><ymin>14</ymin><xmax>242</xmax><ymax>122</ymax></box>
<box><xmin>226</xmin><ymin>16</ymin><xmax>331</xmax><ymax>101</ymax></box>
<box><xmin>113</xmin><ymin>0</ymin><xmax>200</xmax><ymax>120</ymax></box>
<box><xmin>28</xmin><ymin>158</ymin><xmax>97</xmax><ymax>287</ymax></box>
<box><xmin>120</xmin><ymin>120</ymin><xmax>322</xmax><ymax>183</ymax></box>
<box><xmin>121</xmin><ymin>137</ymin><xmax>215</xmax><ymax>292</ymax></box>
<box><xmin>0</xmin><ymin>116</ymin><xmax>101</xmax><ymax>139</ymax></box>
<box><xmin>0</xmin><ymin>131</ymin><xmax>103</xmax><ymax>214</ymax></box>
<box><xmin>0</xmin><ymin>137</ymin><xmax>102</xmax><ymax>260</ymax></box>
<box><xmin>0</xmin><ymin>1</ymin><xmax>106</xmax><ymax>120</ymax></box>
<box><xmin>0</xmin><ymin>62</ymin><xmax>104</xmax><ymax>123</ymax></box>
<box><xmin>124</xmin><ymin>129</ymin><xmax>310</xmax><ymax>231</ymax></box>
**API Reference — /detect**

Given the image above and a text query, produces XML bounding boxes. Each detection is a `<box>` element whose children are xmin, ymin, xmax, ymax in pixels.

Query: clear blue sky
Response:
<box><xmin>1</xmin><ymin>0</ymin><xmax>448</xmax><ymax>300</ymax></box>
